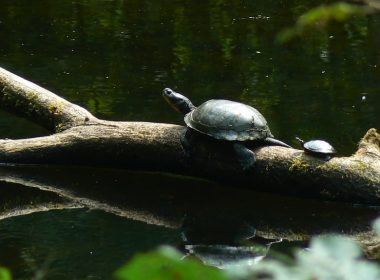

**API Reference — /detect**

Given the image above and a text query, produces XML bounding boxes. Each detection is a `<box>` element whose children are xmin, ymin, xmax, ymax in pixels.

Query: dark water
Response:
<box><xmin>0</xmin><ymin>208</ymin><xmax>180</xmax><ymax>279</ymax></box>
<box><xmin>1</xmin><ymin>0</ymin><xmax>379</xmax><ymax>151</ymax></box>
<box><xmin>0</xmin><ymin>0</ymin><xmax>379</xmax><ymax>278</ymax></box>
<box><xmin>0</xmin><ymin>165</ymin><xmax>378</xmax><ymax>279</ymax></box>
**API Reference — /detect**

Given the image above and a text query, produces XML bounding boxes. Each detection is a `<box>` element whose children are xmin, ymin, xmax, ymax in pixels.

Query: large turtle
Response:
<box><xmin>163</xmin><ymin>88</ymin><xmax>291</xmax><ymax>170</ymax></box>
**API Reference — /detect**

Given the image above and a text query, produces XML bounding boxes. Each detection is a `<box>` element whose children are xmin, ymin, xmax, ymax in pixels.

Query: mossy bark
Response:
<box><xmin>0</xmin><ymin>66</ymin><xmax>379</xmax><ymax>204</ymax></box>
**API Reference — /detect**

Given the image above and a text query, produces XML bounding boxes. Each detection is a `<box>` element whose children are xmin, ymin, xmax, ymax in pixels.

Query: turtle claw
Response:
<box><xmin>233</xmin><ymin>143</ymin><xmax>256</xmax><ymax>171</ymax></box>
<box><xmin>323</xmin><ymin>155</ymin><xmax>332</xmax><ymax>161</ymax></box>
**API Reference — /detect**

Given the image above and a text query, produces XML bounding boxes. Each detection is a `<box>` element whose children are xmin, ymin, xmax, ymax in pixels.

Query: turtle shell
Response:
<box><xmin>303</xmin><ymin>140</ymin><xmax>336</xmax><ymax>155</ymax></box>
<box><xmin>184</xmin><ymin>99</ymin><xmax>273</xmax><ymax>141</ymax></box>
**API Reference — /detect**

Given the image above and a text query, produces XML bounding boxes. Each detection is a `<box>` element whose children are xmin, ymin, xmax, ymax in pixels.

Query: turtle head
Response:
<box><xmin>295</xmin><ymin>137</ymin><xmax>305</xmax><ymax>145</ymax></box>
<box><xmin>162</xmin><ymin>88</ymin><xmax>196</xmax><ymax>116</ymax></box>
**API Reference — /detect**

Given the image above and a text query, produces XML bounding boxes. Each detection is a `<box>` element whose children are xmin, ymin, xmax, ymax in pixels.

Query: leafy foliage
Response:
<box><xmin>250</xmin><ymin>235</ymin><xmax>380</xmax><ymax>280</ymax></box>
<box><xmin>115</xmin><ymin>219</ymin><xmax>380</xmax><ymax>280</ymax></box>
<box><xmin>277</xmin><ymin>2</ymin><xmax>372</xmax><ymax>42</ymax></box>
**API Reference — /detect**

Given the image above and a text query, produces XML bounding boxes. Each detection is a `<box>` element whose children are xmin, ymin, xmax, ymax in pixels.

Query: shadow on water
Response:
<box><xmin>0</xmin><ymin>165</ymin><xmax>379</xmax><ymax>278</ymax></box>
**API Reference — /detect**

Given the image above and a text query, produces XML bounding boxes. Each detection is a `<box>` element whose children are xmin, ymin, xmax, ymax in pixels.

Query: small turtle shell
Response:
<box><xmin>184</xmin><ymin>99</ymin><xmax>273</xmax><ymax>141</ymax></box>
<box><xmin>303</xmin><ymin>140</ymin><xmax>336</xmax><ymax>155</ymax></box>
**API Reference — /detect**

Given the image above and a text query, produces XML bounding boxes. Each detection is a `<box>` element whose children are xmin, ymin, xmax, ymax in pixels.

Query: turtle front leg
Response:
<box><xmin>323</xmin><ymin>155</ymin><xmax>332</xmax><ymax>161</ymax></box>
<box><xmin>233</xmin><ymin>143</ymin><xmax>256</xmax><ymax>171</ymax></box>
<box><xmin>181</xmin><ymin>128</ymin><xmax>193</xmax><ymax>158</ymax></box>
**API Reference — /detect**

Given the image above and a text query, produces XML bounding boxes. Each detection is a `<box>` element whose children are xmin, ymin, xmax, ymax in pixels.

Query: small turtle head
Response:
<box><xmin>162</xmin><ymin>88</ymin><xmax>196</xmax><ymax>116</ymax></box>
<box><xmin>295</xmin><ymin>137</ymin><xmax>305</xmax><ymax>145</ymax></box>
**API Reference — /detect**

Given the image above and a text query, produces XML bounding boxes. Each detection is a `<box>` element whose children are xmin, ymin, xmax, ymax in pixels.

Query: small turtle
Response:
<box><xmin>163</xmin><ymin>88</ymin><xmax>291</xmax><ymax>170</ymax></box>
<box><xmin>296</xmin><ymin>137</ymin><xmax>337</xmax><ymax>161</ymax></box>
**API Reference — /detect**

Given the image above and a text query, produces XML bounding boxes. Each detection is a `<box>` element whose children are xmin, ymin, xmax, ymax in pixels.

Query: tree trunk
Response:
<box><xmin>0</xmin><ymin>66</ymin><xmax>379</xmax><ymax>204</ymax></box>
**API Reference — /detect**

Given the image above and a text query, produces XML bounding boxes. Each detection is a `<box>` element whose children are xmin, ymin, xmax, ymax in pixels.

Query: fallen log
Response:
<box><xmin>0</xmin><ymin>66</ymin><xmax>379</xmax><ymax>204</ymax></box>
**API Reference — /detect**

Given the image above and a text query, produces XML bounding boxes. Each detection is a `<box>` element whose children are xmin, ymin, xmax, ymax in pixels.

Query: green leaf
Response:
<box><xmin>0</xmin><ymin>267</ymin><xmax>11</xmax><ymax>280</ymax></box>
<box><xmin>114</xmin><ymin>246</ymin><xmax>228</xmax><ymax>280</ymax></box>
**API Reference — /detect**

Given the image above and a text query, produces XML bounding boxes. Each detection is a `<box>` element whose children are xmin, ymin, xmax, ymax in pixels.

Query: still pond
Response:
<box><xmin>0</xmin><ymin>0</ymin><xmax>379</xmax><ymax>278</ymax></box>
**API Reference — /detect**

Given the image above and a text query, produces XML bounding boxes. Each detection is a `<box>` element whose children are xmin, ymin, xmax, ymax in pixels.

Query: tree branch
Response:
<box><xmin>0</xmin><ymin>67</ymin><xmax>97</xmax><ymax>132</ymax></box>
<box><xmin>0</xmin><ymin>66</ymin><xmax>379</xmax><ymax>204</ymax></box>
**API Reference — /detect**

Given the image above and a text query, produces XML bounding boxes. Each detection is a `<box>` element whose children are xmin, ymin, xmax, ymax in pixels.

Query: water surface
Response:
<box><xmin>0</xmin><ymin>0</ymin><xmax>379</xmax><ymax>152</ymax></box>
<box><xmin>0</xmin><ymin>208</ymin><xmax>180</xmax><ymax>279</ymax></box>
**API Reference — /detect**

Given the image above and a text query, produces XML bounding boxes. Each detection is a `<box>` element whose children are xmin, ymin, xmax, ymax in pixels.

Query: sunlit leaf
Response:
<box><xmin>308</xmin><ymin>235</ymin><xmax>362</xmax><ymax>260</ymax></box>
<box><xmin>0</xmin><ymin>267</ymin><xmax>11</xmax><ymax>280</ymax></box>
<box><xmin>296</xmin><ymin>235</ymin><xmax>380</xmax><ymax>280</ymax></box>
<box><xmin>114</xmin><ymin>246</ymin><xmax>228</xmax><ymax>280</ymax></box>
<box><xmin>373</xmin><ymin>217</ymin><xmax>380</xmax><ymax>235</ymax></box>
